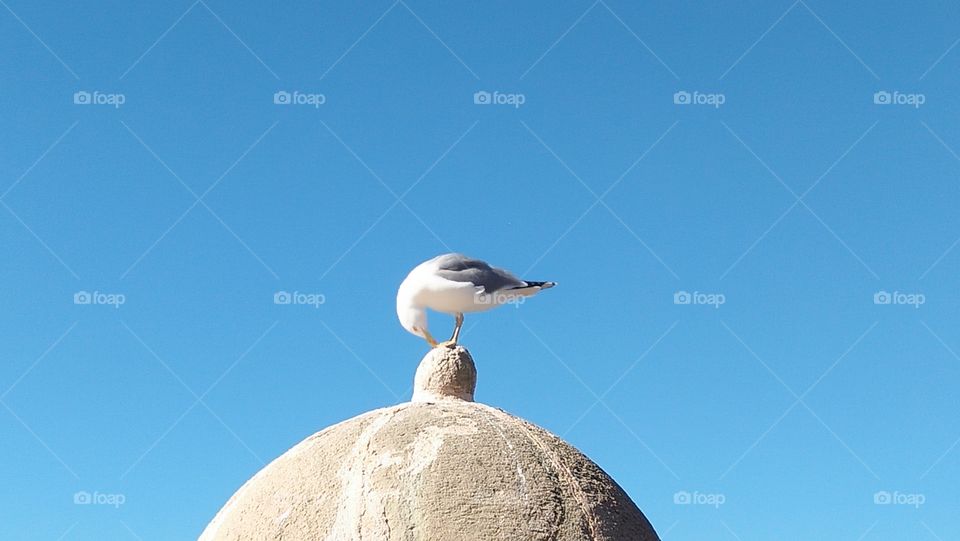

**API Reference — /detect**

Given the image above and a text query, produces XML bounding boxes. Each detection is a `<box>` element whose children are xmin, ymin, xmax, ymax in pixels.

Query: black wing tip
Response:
<box><xmin>522</xmin><ymin>281</ymin><xmax>556</xmax><ymax>289</ymax></box>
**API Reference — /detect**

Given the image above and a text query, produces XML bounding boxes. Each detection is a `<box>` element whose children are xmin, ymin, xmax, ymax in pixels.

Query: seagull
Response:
<box><xmin>397</xmin><ymin>253</ymin><xmax>556</xmax><ymax>347</ymax></box>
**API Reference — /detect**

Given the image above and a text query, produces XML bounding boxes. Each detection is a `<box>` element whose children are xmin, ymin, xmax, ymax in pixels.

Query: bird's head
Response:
<box><xmin>397</xmin><ymin>266</ymin><xmax>438</xmax><ymax>346</ymax></box>
<box><xmin>397</xmin><ymin>304</ymin><xmax>429</xmax><ymax>340</ymax></box>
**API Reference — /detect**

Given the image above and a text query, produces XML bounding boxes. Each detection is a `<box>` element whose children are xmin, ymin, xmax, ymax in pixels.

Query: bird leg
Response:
<box><xmin>450</xmin><ymin>313</ymin><xmax>464</xmax><ymax>343</ymax></box>
<box><xmin>422</xmin><ymin>329</ymin><xmax>439</xmax><ymax>348</ymax></box>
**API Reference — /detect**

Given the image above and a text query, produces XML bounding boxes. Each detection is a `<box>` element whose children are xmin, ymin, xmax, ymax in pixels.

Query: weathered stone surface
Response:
<box><xmin>412</xmin><ymin>343</ymin><xmax>477</xmax><ymax>402</ymax></box>
<box><xmin>199</xmin><ymin>346</ymin><xmax>660</xmax><ymax>541</ymax></box>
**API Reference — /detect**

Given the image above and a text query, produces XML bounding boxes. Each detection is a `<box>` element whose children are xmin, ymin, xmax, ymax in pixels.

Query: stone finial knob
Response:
<box><xmin>412</xmin><ymin>343</ymin><xmax>476</xmax><ymax>402</ymax></box>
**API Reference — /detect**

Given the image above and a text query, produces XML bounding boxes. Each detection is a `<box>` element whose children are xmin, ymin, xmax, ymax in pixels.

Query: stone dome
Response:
<box><xmin>199</xmin><ymin>344</ymin><xmax>660</xmax><ymax>541</ymax></box>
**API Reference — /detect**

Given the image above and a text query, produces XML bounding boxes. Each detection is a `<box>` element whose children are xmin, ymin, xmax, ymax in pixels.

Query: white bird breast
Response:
<box><xmin>420</xmin><ymin>278</ymin><xmax>504</xmax><ymax>315</ymax></box>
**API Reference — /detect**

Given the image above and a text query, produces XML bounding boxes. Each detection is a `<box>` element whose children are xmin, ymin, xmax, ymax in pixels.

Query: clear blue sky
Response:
<box><xmin>2</xmin><ymin>1</ymin><xmax>958</xmax><ymax>539</ymax></box>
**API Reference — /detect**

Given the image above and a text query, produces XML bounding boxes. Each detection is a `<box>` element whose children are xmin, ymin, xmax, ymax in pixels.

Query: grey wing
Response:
<box><xmin>433</xmin><ymin>254</ymin><xmax>525</xmax><ymax>293</ymax></box>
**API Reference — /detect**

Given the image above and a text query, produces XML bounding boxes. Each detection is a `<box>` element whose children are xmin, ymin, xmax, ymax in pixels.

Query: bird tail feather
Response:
<box><xmin>505</xmin><ymin>281</ymin><xmax>556</xmax><ymax>297</ymax></box>
<box><xmin>517</xmin><ymin>281</ymin><xmax>556</xmax><ymax>289</ymax></box>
